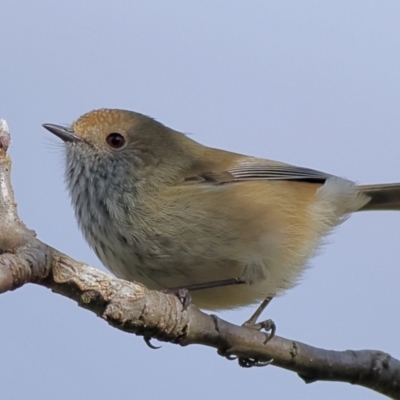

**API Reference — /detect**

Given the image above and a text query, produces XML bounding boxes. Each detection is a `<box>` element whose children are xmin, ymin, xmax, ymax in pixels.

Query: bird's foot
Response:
<box><xmin>212</xmin><ymin>315</ymin><xmax>274</xmax><ymax>368</ymax></box>
<box><xmin>242</xmin><ymin>318</ymin><xmax>276</xmax><ymax>345</ymax></box>
<box><xmin>161</xmin><ymin>288</ymin><xmax>192</xmax><ymax>311</ymax></box>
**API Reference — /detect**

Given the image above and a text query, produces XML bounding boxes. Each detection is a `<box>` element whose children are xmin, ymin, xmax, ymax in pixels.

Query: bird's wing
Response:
<box><xmin>182</xmin><ymin>158</ymin><xmax>332</xmax><ymax>185</ymax></box>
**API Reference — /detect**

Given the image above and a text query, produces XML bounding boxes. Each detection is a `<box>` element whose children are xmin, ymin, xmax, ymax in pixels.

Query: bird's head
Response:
<box><xmin>43</xmin><ymin>108</ymin><xmax>196</xmax><ymax>186</ymax></box>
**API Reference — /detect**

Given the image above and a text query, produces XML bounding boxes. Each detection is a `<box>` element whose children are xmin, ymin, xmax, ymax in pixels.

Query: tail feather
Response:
<box><xmin>357</xmin><ymin>183</ymin><xmax>400</xmax><ymax>211</ymax></box>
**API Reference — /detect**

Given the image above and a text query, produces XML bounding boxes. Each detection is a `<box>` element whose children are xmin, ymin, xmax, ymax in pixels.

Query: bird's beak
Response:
<box><xmin>42</xmin><ymin>123</ymin><xmax>82</xmax><ymax>143</ymax></box>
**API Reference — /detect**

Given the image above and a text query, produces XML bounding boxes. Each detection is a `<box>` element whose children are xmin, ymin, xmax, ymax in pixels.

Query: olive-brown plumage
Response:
<box><xmin>43</xmin><ymin>108</ymin><xmax>400</xmax><ymax>310</ymax></box>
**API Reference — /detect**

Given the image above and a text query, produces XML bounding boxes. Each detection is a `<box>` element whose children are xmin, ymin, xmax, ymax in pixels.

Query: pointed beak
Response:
<box><xmin>42</xmin><ymin>123</ymin><xmax>82</xmax><ymax>143</ymax></box>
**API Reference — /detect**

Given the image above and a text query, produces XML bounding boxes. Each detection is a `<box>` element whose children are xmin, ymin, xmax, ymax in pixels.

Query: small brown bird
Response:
<box><xmin>43</xmin><ymin>108</ymin><xmax>400</xmax><ymax>327</ymax></box>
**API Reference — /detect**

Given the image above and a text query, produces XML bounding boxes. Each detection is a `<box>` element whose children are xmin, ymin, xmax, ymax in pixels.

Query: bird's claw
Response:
<box><xmin>161</xmin><ymin>288</ymin><xmax>192</xmax><ymax>311</ymax></box>
<box><xmin>242</xmin><ymin>318</ymin><xmax>276</xmax><ymax>344</ymax></box>
<box><xmin>238</xmin><ymin>357</ymin><xmax>273</xmax><ymax>368</ymax></box>
<box><xmin>217</xmin><ymin>349</ymin><xmax>237</xmax><ymax>361</ymax></box>
<box><xmin>214</xmin><ymin>315</ymin><xmax>274</xmax><ymax>368</ymax></box>
<box><xmin>218</xmin><ymin>349</ymin><xmax>272</xmax><ymax>367</ymax></box>
<box><xmin>143</xmin><ymin>336</ymin><xmax>161</xmax><ymax>349</ymax></box>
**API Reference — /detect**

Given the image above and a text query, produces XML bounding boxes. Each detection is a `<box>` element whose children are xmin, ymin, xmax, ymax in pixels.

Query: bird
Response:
<box><xmin>43</xmin><ymin>108</ymin><xmax>400</xmax><ymax>331</ymax></box>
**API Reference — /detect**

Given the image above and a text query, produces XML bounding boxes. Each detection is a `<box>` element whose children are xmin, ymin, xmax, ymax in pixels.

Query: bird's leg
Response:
<box><xmin>224</xmin><ymin>297</ymin><xmax>275</xmax><ymax>367</ymax></box>
<box><xmin>222</xmin><ymin>297</ymin><xmax>275</xmax><ymax>367</ymax></box>
<box><xmin>242</xmin><ymin>296</ymin><xmax>276</xmax><ymax>344</ymax></box>
<box><xmin>162</xmin><ymin>278</ymin><xmax>246</xmax><ymax>310</ymax></box>
<box><xmin>168</xmin><ymin>277</ymin><xmax>246</xmax><ymax>292</ymax></box>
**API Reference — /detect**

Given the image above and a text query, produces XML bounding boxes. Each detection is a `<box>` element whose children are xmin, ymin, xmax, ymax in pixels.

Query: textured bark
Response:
<box><xmin>0</xmin><ymin>119</ymin><xmax>399</xmax><ymax>399</ymax></box>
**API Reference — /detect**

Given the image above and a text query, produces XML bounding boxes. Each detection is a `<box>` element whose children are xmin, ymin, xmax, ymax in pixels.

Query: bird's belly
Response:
<box><xmin>89</xmin><ymin>228</ymin><xmax>303</xmax><ymax>310</ymax></box>
<box><xmin>106</xmin><ymin>253</ymin><xmax>274</xmax><ymax>310</ymax></box>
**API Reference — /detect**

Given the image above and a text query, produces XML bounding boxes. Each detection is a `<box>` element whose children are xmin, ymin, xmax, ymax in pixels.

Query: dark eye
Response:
<box><xmin>106</xmin><ymin>133</ymin><xmax>126</xmax><ymax>149</ymax></box>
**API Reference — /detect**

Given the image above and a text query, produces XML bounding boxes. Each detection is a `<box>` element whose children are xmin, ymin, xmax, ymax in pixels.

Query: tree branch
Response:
<box><xmin>1</xmin><ymin>119</ymin><xmax>399</xmax><ymax>399</ymax></box>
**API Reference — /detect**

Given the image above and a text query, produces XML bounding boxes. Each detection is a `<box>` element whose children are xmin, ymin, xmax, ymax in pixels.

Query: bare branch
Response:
<box><xmin>1</xmin><ymin>120</ymin><xmax>399</xmax><ymax>399</ymax></box>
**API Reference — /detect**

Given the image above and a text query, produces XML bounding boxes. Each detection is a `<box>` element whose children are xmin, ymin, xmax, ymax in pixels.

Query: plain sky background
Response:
<box><xmin>1</xmin><ymin>1</ymin><xmax>400</xmax><ymax>399</ymax></box>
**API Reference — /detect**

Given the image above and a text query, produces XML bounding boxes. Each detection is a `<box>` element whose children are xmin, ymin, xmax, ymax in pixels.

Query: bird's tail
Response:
<box><xmin>357</xmin><ymin>183</ymin><xmax>400</xmax><ymax>211</ymax></box>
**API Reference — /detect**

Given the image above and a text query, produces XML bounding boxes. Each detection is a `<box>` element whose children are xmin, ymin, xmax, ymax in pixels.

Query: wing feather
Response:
<box><xmin>183</xmin><ymin>158</ymin><xmax>331</xmax><ymax>185</ymax></box>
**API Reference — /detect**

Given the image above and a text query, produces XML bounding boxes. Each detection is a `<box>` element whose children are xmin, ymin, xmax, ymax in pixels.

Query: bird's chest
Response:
<box><xmin>75</xmin><ymin>195</ymin><xmax>175</xmax><ymax>284</ymax></box>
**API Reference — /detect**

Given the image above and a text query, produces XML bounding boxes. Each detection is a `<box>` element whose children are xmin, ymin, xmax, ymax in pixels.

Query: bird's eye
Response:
<box><xmin>106</xmin><ymin>133</ymin><xmax>126</xmax><ymax>149</ymax></box>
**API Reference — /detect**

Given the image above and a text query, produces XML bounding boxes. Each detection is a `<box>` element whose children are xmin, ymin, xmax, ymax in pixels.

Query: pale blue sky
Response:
<box><xmin>1</xmin><ymin>2</ymin><xmax>400</xmax><ymax>399</ymax></box>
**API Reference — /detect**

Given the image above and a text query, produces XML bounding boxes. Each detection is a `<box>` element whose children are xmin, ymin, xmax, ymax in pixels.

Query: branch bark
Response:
<box><xmin>1</xmin><ymin>119</ymin><xmax>399</xmax><ymax>399</ymax></box>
